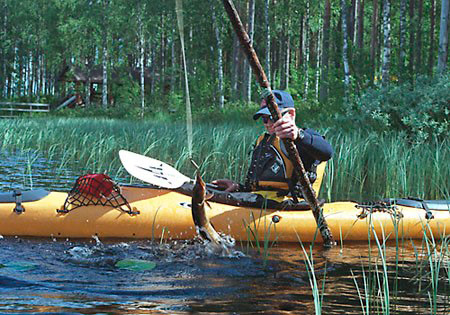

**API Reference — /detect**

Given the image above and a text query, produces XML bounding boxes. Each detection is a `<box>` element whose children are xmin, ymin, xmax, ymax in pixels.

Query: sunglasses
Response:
<box><xmin>261</xmin><ymin>111</ymin><xmax>288</xmax><ymax>124</ymax></box>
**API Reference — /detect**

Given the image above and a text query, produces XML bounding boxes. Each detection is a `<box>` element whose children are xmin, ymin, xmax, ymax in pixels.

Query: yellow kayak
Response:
<box><xmin>0</xmin><ymin>185</ymin><xmax>448</xmax><ymax>243</ymax></box>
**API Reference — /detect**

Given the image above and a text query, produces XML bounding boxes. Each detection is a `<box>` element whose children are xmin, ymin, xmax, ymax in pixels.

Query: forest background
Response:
<box><xmin>0</xmin><ymin>0</ymin><xmax>448</xmax><ymax>143</ymax></box>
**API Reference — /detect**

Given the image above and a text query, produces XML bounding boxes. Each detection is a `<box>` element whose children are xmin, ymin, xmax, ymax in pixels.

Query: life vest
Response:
<box><xmin>245</xmin><ymin>134</ymin><xmax>326</xmax><ymax>197</ymax></box>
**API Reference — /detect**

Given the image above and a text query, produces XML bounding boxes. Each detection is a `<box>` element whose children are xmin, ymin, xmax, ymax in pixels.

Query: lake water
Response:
<box><xmin>0</xmin><ymin>150</ymin><xmax>448</xmax><ymax>314</ymax></box>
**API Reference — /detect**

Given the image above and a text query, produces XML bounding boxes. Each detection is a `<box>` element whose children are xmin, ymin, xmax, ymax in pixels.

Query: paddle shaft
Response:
<box><xmin>222</xmin><ymin>0</ymin><xmax>334</xmax><ymax>247</ymax></box>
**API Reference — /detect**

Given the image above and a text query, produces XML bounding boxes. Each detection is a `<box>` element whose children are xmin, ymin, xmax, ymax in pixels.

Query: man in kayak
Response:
<box><xmin>212</xmin><ymin>90</ymin><xmax>333</xmax><ymax>201</ymax></box>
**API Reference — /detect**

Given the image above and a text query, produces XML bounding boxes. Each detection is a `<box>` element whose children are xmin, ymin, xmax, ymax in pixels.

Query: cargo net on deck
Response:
<box><xmin>59</xmin><ymin>174</ymin><xmax>138</xmax><ymax>215</ymax></box>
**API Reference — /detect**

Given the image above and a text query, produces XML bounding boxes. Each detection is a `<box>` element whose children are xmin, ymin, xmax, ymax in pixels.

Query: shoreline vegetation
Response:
<box><xmin>0</xmin><ymin>116</ymin><xmax>448</xmax><ymax>202</ymax></box>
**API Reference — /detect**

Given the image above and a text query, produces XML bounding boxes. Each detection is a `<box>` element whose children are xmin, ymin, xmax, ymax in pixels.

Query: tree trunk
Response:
<box><xmin>428</xmin><ymin>0</ymin><xmax>436</xmax><ymax>75</ymax></box>
<box><xmin>437</xmin><ymin>0</ymin><xmax>449</xmax><ymax>74</ymax></box>
<box><xmin>399</xmin><ymin>0</ymin><xmax>407</xmax><ymax>80</ymax></box>
<box><xmin>85</xmin><ymin>57</ymin><xmax>92</xmax><ymax>107</ymax></box>
<box><xmin>341</xmin><ymin>0</ymin><xmax>351</xmax><ymax>96</ymax></box>
<box><xmin>102</xmin><ymin>0</ymin><xmax>109</xmax><ymax>109</ymax></box>
<box><xmin>30</xmin><ymin>51</ymin><xmax>34</xmax><ymax>97</ymax></box>
<box><xmin>170</xmin><ymin>28</ymin><xmax>176</xmax><ymax>93</ymax></box>
<box><xmin>298</xmin><ymin>14</ymin><xmax>304</xmax><ymax>70</ymax></box>
<box><xmin>280</xmin><ymin>0</ymin><xmax>291</xmax><ymax>90</ymax></box>
<box><xmin>139</xmin><ymin>6</ymin><xmax>145</xmax><ymax>114</ymax></box>
<box><xmin>303</xmin><ymin>1</ymin><xmax>310</xmax><ymax>100</ymax></box>
<box><xmin>370</xmin><ymin>0</ymin><xmax>379</xmax><ymax>83</ymax></box>
<box><xmin>381</xmin><ymin>0</ymin><xmax>391</xmax><ymax>86</ymax></box>
<box><xmin>27</xmin><ymin>52</ymin><xmax>32</xmax><ymax>97</ymax></box>
<box><xmin>416</xmin><ymin>0</ymin><xmax>423</xmax><ymax>73</ymax></box>
<box><xmin>38</xmin><ymin>53</ymin><xmax>43</xmax><ymax>99</ymax></box>
<box><xmin>315</xmin><ymin>29</ymin><xmax>322</xmax><ymax>101</ymax></box>
<box><xmin>357</xmin><ymin>0</ymin><xmax>364</xmax><ymax>49</ymax></box>
<box><xmin>353</xmin><ymin>0</ymin><xmax>358</xmax><ymax>43</ymax></box>
<box><xmin>244</xmin><ymin>0</ymin><xmax>255</xmax><ymax>103</ymax></box>
<box><xmin>231</xmin><ymin>33</ymin><xmax>240</xmax><ymax>100</ymax></box>
<box><xmin>284</xmin><ymin>30</ymin><xmax>291</xmax><ymax>90</ymax></box>
<box><xmin>211</xmin><ymin>2</ymin><xmax>224</xmax><ymax>109</ymax></box>
<box><xmin>160</xmin><ymin>14</ymin><xmax>166</xmax><ymax>89</ymax></box>
<box><xmin>349</xmin><ymin>0</ymin><xmax>356</xmax><ymax>42</ymax></box>
<box><xmin>40</xmin><ymin>54</ymin><xmax>45</xmax><ymax>96</ymax></box>
<box><xmin>102</xmin><ymin>43</ymin><xmax>108</xmax><ymax>108</ymax></box>
<box><xmin>320</xmin><ymin>0</ymin><xmax>331</xmax><ymax>102</ymax></box>
<box><xmin>18</xmin><ymin>49</ymin><xmax>23</xmax><ymax>97</ymax></box>
<box><xmin>408</xmin><ymin>0</ymin><xmax>416</xmax><ymax>79</ymax></box>
<box><xmin>264</xmin><ymin>0</ymin><xmax>271</xmax><ymax>85</ymax></box>
<box><xmin>0</xmin><ymin>0</ymin><xmax>5</xmax><ymax>97</ymax></box>
<box><xmin>33</xmin><ymin>51</ymin><xmax>37</xmax><ymax>98</ymax></box>
<box><xmin>150</xmin><ymin>43</ymin><xmax>155</xmax><ymax>94</ymax></box>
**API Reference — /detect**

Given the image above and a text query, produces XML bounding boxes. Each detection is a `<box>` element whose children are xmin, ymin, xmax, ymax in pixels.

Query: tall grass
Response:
<box><xmin>324</xmin><ymin>130</ymin><xmax>449</xmax><ymax>201</ymax></box>
<box><xmin>0</xmin><ymin>117</ymin><xmax>448</xmax><ymax>201</ymax></box>
<box><xmin>304</xmin><ymin>224</ymin><xmax>449</xmax><ymax>314</ymax></box>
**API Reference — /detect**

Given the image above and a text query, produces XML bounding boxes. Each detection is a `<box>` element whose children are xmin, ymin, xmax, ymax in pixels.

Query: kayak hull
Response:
<box><xmin>0</xmin><ymin>186</ymin><xmax>448</xmax><ymax>243</ymax></box>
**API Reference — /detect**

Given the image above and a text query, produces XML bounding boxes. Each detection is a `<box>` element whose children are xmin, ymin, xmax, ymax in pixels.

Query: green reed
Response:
<box><xmin>0</xmin><ymin>117</ymin><xmax>448</xmax><ymax>201</ymax></box>
<box><xmin>300</xmin><ymin>242</ymin><xmax>325</xmax><ymax>315</ymax></box>
<box><xmin>323</xmin><ymin>130</ymin><xmax>449</xmax><ymax>201</ymax></box>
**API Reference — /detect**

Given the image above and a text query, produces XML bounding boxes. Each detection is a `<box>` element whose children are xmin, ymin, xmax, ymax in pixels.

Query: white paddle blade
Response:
<box><xmin>119</xmin><ymin>150</ymin><xmax>191</xmax><ymax>188</ymax></box>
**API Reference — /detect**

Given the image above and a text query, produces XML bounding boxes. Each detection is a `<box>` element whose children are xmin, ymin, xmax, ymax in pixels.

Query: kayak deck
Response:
<box><xmin>0</xmin><ymin>186</ymin><xmax>448</xmax><ymax>242</ymax></box>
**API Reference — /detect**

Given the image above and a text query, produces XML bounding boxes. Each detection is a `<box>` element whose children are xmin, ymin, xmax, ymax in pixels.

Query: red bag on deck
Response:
<box><xmin>76</xmin><ymin>174</ymin><xmax>114</xmax><ymax>198</ymax></box>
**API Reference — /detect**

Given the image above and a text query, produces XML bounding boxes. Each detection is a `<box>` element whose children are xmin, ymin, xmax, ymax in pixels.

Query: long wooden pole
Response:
<box><xmin>222</xmin><ymin>0</ymin><xmax>334</xmax><ymax>247</ymax></box>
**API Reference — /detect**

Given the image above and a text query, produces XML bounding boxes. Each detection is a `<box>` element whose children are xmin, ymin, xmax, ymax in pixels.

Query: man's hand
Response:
<box><xmin>272</xmin><ymin>108</ymin><xmax>299</xmax><ymax>140</ymax></box>
<box><xmin>211</xmin><ymin>179</ymin><xmax>240</xmax><ymax>192</ymax></box>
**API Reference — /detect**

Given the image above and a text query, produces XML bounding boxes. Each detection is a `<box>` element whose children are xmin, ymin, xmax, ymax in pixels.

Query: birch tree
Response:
<box><xmin>320</xmin><ymin>0</ymin><xmax>331</xmax><ymax>102</ymax></box>
<box><xmin>231</xmin><ymin>34</ymin><xmax>239</xmax><ymax>100</ymax></box>
<box><xmin>264</xmin><ymin>0</ymin><xmax>271</xmax><ymax>85</ymax></box>
<box><xmin>210</xmin><ymin>1</ymin><xmax>224</xmax><ymax>109</ymax></box>
<box><xmin>1</xmin><ymin>0</ymin><xmax>7</xmax><ymax>97</ymax></box>
<box><xmin>437</xmin><ymin>0</ymin><xmax>449</xmax><ymax>74</ymax></box>
<box><xmin>281</xmin><ymin>0</ymin><xmax>291</xmax><ymax>90</ymax></box>
<box><xmin>303</xmin><ymin>0</ymin><xmax>310</xmax><ymax>100</ymax></box>
<box><xmin>370</xmin><ymin>0</ymin><xmax>379</xmax><ymax>83</ymax></box>
<box><xmin>315</xmin><ymin>29</ymin><xmax>322</xmax><ymax>101</ymax></box>
<box><xmin>399</xmin><ymin>0</ymin><xmax>407</xmax><ymax>80</ymax></box>
<box><xmin>353</xmin><ymin>0</ymin><xmax>359</xmax><ymax>43</ymax></box>
<box><xmin>381</xmin><ymin>0</ymin><xmax>391</xmax><ymax>86</ymax></box>
<box><xmin>244</xmin><ymin>0</ymin><xmax>255</xmax><ymax>103</ymax></box>
<box><xmin>428</xmin><ymin>0</ymin><xmax>437</xmax><ymax>74</ymax></box>
<box><xmin>102</xmin><ymin>0</ymin><xmax>109</xmax><ymax>109</ymax></box>
<box><xmin>416</xmin><ymin>0</ymin><xmax>424</xmax><ymax>72</ymax></box>
<box><xmin>341</xmin><ymin>0</ymin><xmax>351</xmax><ymax>96</ymax></box>
<box><xmin>138</xmin><ymin>3</ymin><xmax>145</xmax><ymax>113</ymax></box>
<box><xmin>409</xmin><ymin>0</ymin><xmax>416</xmax><ymax>78</ymax></box>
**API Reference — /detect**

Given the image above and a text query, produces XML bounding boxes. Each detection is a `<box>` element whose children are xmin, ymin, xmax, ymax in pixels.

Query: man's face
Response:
<box><xmin>259</xmin><ymin>99</ymin><xmax>296</xmax><ymax>135</ymax></box>
<box><xmin>259</xmin><ymin>99</ymin><xmax>276</xmax><ymax>134</ymax></box>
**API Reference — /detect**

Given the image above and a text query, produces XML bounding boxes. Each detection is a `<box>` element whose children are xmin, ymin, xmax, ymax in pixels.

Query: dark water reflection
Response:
<box><xmin>0</xmin><ymin>150</ymin><xmax>131</xmax><ymax>192</ymax></box>
<box><xmin>0</xmin><ymin>238</ymin><xmax>448</xmax><ymax>314</ymax></box>
<box><xmin>0</xmin><ymin>150</ymin><xmax>448</xmax><ymax>314</ymax></box>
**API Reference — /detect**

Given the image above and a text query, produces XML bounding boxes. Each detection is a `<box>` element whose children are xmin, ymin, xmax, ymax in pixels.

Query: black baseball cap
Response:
<box><xmin>253</xmin><ymin>90</ymin><xmax>295</xmax><ymax>120</ymax></box>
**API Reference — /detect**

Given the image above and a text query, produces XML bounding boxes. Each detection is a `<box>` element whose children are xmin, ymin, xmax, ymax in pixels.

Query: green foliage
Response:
<box><xmin>340</xmin><ymin>74</ymin><xmax>449</xmax><ymax>142</ymax></box>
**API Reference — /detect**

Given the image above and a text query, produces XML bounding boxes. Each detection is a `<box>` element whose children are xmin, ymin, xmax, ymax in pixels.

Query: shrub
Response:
<box><xmin>340</xmin><ymin>74</ymin><xmax>449</xmax><ymax>142</ymax></box>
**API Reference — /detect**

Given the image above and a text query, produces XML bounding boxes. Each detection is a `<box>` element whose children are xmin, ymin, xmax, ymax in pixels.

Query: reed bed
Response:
<box><xmin>300</xmin><ymin>221</ymin><xmax>449</xmax><ymax>314</ymax></box>
<box><xmin>0</xmin><ymin>117</ymin><xmax>448</xmax><ymax>201</ymax></box>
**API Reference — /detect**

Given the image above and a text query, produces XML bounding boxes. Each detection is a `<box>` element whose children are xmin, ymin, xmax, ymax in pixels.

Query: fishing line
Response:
<box><xmin>175</xmin><ymin>0</ymin><xmax>193</xmax><ymax>159</ymax></box>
